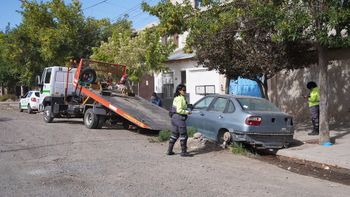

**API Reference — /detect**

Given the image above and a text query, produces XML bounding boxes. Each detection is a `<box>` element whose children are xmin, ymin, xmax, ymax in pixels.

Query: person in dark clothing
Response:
<box><xmin>150</xmin><ymin>92</ymin><xmax>162</xmax><ymax>107</ymax></box>
<box><xmin>167</xmin><ymin>84</ymin><xmax>191</xmax><ymax>157</ymax></box>
<box><xmin>305</xmin><ymin>81</ymin><xmax>320</xmax><ymax>136</ymax></box>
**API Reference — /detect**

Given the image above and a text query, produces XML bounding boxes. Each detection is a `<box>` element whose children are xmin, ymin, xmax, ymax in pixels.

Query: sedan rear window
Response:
<box><xmin>237</xmin><ymin>98</ymin><xmax>280</xmax><ymax>112</ymax></box>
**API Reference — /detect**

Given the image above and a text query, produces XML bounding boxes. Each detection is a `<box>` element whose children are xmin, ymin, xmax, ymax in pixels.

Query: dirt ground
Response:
<box><xmin>1</xmin><ymin>106</ymin><xmax>350</xmax><ymax>197</ymax></box>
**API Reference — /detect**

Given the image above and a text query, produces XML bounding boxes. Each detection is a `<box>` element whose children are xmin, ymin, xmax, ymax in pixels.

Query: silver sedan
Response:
<box><xmin>187</xmin><ymin>94</ymin><xmax>294</xmax><ymax>149</ymax></box>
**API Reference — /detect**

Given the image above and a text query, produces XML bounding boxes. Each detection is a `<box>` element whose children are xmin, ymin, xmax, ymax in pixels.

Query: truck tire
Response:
<box><xmin>84</xmin><ymin>108</ymin><xmax>99</xmax><ymax>129</ymax></box>
<box><xmin>43</xmin><ymin>106</ymin><xmax>54</xmax><ymax>123</ymax></box>
<box><xmin>80</xmin><ymin>67</ymin><xmax>97</xmax><ymax>84</ymax></box>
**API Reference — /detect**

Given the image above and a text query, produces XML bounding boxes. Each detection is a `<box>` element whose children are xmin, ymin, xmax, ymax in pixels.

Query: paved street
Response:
<box><xmin>1</xmin><ymin>108</ymin><xmax>350</xmax><ymax>197</ymax></box>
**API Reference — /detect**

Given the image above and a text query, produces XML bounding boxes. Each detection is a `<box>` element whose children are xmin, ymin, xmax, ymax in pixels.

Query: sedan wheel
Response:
<box><xmin>27</xmin><ymin>104</ymin><xmax>33</xmax><ymax>114</ymax></box>
<box><xmin>19</xmin><ymin>103</ymin><xmax>23</xmax><ymax>112</ymax></box>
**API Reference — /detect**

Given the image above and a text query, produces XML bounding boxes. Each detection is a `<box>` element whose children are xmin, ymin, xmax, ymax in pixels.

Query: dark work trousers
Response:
<box><xmin>169</xmin><ymin>114</ymin><xmax>188</xmax><ymax>152</ymax></box>
<box><xmin>310</xmin><ymin>105</ymin><xmax>320</xmax><ymax>133</ymax></box>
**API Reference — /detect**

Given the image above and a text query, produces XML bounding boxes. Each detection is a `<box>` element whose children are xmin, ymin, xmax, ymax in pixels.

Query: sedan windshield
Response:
<box><xmin>236</xmin><ymin>98</ymin><xmax>280</xmax><ymax>112</ymax></box>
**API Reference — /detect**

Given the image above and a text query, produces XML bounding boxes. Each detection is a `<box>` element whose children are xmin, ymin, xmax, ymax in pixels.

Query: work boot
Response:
<box><xmin>180</xmin><ymin>140</ymin><xmax>192</xmax><ymax>157</ymax></box>
<box><xmin>180</xmin><ymin>151</ymin><xmax>192</xmax><ymax>157</ymax></box>
<box><xmin>166</xmin><ymin>142</ymin><xmax>175</xmax><ymax>155</ymax></box>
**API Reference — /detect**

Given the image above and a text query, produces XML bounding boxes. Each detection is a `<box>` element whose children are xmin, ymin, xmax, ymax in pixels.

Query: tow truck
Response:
<box><xmin>37</xmin><ymin>59</ymin><xmax>171</xmax><ymax>131</ymax></box>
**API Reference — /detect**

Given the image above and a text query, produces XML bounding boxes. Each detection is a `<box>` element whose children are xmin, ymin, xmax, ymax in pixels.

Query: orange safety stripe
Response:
<box><xmin>80</xmin><ymin>87</ymin><xmax>150</xmax><ymax>129</ymax></box>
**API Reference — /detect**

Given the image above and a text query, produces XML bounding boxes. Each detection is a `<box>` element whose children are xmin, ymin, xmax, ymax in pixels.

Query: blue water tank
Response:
<box><xmin>229</xmin><ymin>77</ymin><xmax>262</xmax><ymax>97</ymax></box>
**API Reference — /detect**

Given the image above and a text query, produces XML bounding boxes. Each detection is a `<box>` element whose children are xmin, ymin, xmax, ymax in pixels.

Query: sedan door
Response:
<box><xmin>20</xmin><ymin>92</ymin><xmax>29</xmax><ymax>109</ymax></box>
<box><xmin>187</xmin><ymin>96</ymin><xmax>215</xmax><ymax>135</ymax></box>
<box><xmin>201</xmin><ymin>97</ymin><xmax>229</xmax><ymax>140</ymax></box>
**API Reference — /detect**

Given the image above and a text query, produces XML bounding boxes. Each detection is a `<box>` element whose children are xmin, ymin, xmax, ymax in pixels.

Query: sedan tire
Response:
<box><xmin>19</xmin><ymin>103</ymin><xmax>23</xmax><ymax>112</ymax></box>
<box><xmin>27</xmin><ymin>104</ymin><xmax>33</xmax><ymax>114</ymax></box>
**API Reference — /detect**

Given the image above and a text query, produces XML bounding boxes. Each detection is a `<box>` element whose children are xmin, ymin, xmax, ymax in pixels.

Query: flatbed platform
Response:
<box><xmin>92</xmin><ymin>90</ymin><xmax>172</xmax><ymax>131</ymax></box>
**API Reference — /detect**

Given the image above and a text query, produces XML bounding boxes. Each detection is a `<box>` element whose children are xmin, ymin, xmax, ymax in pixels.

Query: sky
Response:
<box><xmin>0</xmin><ymin>0</ymin><xmax>160</xmax><ymax>31</ymax></box>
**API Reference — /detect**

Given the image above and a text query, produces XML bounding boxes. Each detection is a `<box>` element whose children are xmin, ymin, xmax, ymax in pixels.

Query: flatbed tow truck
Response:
<box><xmin>38</xmin><ymin>59</ymin><xmax>171</xmax><ymax>131</ymax></box>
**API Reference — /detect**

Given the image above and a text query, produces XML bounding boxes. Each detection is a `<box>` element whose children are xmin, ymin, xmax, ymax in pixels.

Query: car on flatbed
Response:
<box><xmin>187</xmin><ymin>94</ymin><xmax>294</xmax><ymax>149</ymax></box>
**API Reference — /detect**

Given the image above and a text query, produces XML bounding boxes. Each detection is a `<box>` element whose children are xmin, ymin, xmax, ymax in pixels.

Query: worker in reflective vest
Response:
<box><xmin>167</xmin><ymin>84</ymin><xmax>192</xmax><ymax>157</ymax></box>
<box><xmin>306</xmin><ymin>81</ymin><xmax>320</xmax><ymax>136</ymax></box>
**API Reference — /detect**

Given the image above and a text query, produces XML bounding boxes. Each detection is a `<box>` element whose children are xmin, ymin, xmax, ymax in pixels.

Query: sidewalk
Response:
<box><xmin>277</xmin><ymin>123</ymin><xmax>350</xmax><ymax>170</ymax></box>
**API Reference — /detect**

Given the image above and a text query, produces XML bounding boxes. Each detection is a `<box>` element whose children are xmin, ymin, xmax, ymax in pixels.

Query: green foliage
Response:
<box><xmin>273</xmin><ymin>0</ymin><xmax>350</xmax><ymax>48</ymax></box>
<box><xmin>1</xmin><ymin>0</ymin><xmax>115</xmax><ymax>87</ymax></box>
<box><xmin>229</xmin><ymin>142</ymin><xmax>249</xmax><ymax>155</ymax></box>
<box><xmin>91</xmin><ymin>19</ymin><xmax>174</xmax><ymax>82</ymax></box>
<box><xmin>187</xmin><ymin>127</ymin><xmax>196</xmax><ymax>137</ymax></box>
<box><xmin>158</xmin><ymin>130</ymin><xmax>171</xmax><ymax>142</ymax></box>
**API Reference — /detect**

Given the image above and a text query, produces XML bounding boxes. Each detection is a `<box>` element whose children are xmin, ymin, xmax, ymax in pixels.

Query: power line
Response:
<box><xmin>83</xmin><ymin>0</ymin><xmax>109</xmax><ymax>11</ymax></box>
<box><xmin>112</xmin><ymin>0</ymin><xmax>157</xmax><ymax>22</ymax></box>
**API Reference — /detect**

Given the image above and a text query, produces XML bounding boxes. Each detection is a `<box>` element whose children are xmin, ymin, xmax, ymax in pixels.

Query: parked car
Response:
<box><xmin>187</xmin><ymin>94</ymin><xmax>294</xmax><ymax>149</ymax></box>
<box><xmin>19</xmin><ymin>90</ymin><xmax>41</xmax><ymax>114</ymax></box>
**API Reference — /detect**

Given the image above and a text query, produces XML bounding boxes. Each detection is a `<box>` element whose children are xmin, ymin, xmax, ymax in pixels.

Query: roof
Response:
<box><xmin>167</xmin><ymin>49</ymin><xmax>195</xmax><ymax>61</ymax></box>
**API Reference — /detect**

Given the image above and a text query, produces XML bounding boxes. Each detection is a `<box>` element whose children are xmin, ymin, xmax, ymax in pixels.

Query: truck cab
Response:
<box><xmin>38</xmin><ymin>66</ymin><xmax>77</xmax><ymax>111</ymax></box>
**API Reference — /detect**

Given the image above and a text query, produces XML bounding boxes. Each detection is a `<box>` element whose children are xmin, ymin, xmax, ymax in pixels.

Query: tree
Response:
<box><xmin>142</xmin><ymin>0</ymin><xmax>315</xmax><ymax>99</ymax></box>
<box><xmin>271</xmin><ymin>0</ymin><xmax>350</xmax><ymax>144</ymax></box>
<box><xmin>91</xmin><ymin>18</ymin><xmax>174</xmax><ymax>82</ymax></box>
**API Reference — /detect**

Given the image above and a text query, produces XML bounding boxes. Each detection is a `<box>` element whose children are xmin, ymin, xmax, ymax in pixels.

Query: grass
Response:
<box><xmin>0</xmin><ymin>94</ymin><xmax>17</xmax><ymax>102</ymax></box>
<box><xmin>158</xmin><ymin>130</ymin><xmax>171</xmax><ymax>142</ymax></box>
<box><xmin>155</xmin><ymin>127</ymin><xmax>197</xmax><ymax>143</ymax></box>
<box><xmin>229</xmin><ymin>142</ymin><xmax>250</xmax><ymax>155</ymax></box>
<box><xmin>187</xmin><ymin>127</ymin><xmax>197</xmax><ymax>137</ymax></box>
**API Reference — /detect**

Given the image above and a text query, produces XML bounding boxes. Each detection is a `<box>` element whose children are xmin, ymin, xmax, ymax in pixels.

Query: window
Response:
<box><xmin>181</xmin><ymin>70</ymin><xmax>186</xmax><ymax>85</ymax></box>
<box><xmin>44</xmin><ymin>68</ymin><xmax>52</xmax><ymax>84</ymax></box>
<box><xmin>195</xmin><ymin>0</ymin><xmax>202</xmax><ymax>8</ymax></box>
<box><xmin>27</xmin><ymin>92</ymin><xmax>33</xmax><ymax>98</ymax></box>
<box><xmin>209</xmin><ymin>97</ymin><xmax>228</xmax><ymax>112</ymax></box>
<box><xmin>193</xmin><ymin>96</ymin><xmax>215</xmax><ymax>110</ymax></box>
<box><xmin>226</xmin><ymin>101</ymin><xmax>235</xmax><ymax>113</ymax></box>
<box><xmin>195</xmin><ymin>85</ymin><xmax>215</xmax><ymax>95</ymax></box>
<box><xmin>237</xmin><ymin>98</ymin><xmax>280</xmax><ymax>112</ymax></box>
<box><xmin>34</xmin><ymin>92</ymin><xmax>40</xmax><ymax>97</ymax></box>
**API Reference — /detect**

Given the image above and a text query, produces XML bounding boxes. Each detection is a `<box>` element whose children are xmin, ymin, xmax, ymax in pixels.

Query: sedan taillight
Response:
<box><xmin>31</xmin><ymin>97</ymin><xmax>36</xmax><ymax>102</ymax></box>
<box><xmin>245</xmin><ymin>116</ymin><xmax>262</xmax><ymax>126</ymax></box>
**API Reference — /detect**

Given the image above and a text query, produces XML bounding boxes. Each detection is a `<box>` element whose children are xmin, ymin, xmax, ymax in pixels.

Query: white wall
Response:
<box><xmin>187</xmin><ymin>67</ymin><xmax>225</xmax><ymax>104</ymax></box>
<box><xmin>156</xmin><ymin>59</ymin><xmax>226</xmax><ymax>104</ymax></box>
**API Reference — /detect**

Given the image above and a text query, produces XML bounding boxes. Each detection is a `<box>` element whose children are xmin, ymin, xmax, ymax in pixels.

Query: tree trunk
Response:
<box><xmin>256</xmin><ymin>76</ymin><xmax>269</xmax><ymax>100</ymax></box>
<box><xmin>317</xmin><ymin>44</ymin><xmax>330</xmax><ymax>144</ymax></box>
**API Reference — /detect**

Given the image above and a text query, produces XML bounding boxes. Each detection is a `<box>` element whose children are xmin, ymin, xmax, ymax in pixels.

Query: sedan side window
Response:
<box><xmin>209</xmin><ymin>98</ymin><xmax>228</xmax><ymax>112</ymax></box>
<box><xmin>225</xmin><ymin>101</ymin><xmax>235</xmax><ymax>113</ymax></box>
<box><xmin>34</xmin><ymin>92</ymin><xmax>40</xmax><ymax>97</ymax></box>
<box><xmin>193</xmin><ymin>96</ymin><xmax>215</xmax><ymax>110</ymax></box>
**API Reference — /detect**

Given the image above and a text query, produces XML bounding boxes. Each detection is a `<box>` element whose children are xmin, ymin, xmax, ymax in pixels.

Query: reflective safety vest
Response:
<box><xmin>308</xmin><ymin>87</ymin><xmax>320</xmax><ymax>107</ymax></box>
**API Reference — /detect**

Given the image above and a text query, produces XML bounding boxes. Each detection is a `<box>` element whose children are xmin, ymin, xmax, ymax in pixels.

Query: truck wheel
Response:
<box><xmin>43</xmin><ymin>106</ymin><xmax>54</xmax><ymax>123</ymax></box>
<box><xmin>27</xmin><ymin>104</ymin><xmax>33</xmax><ymax>114</ymax></box>
<box><xmin>80</xmin><ymin>67</ymin><xmax>97</xmax><ymax>84</ymax></box>
<box><xmin>84</xmin><ymin>108</ymin><xmax>99</xmax><ymax>129</ymax></box>
<box><xmin>19</xmin><ymin>103</ymin><xmax>23</xmax><ymax>112</ymax></box>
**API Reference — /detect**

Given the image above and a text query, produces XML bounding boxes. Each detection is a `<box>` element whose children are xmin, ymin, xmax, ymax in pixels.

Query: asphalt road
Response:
<box><xmin>1</xmin><ymin>107</ymin><xmax>350</xmax><ymax>197</ymax></box>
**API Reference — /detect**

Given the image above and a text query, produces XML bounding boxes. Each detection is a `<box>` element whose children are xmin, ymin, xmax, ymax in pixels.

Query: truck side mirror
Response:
<box><xmin>36</xmin><ymin>75</ymin><xmax>42</xmax><ymax>86</ymax></box>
